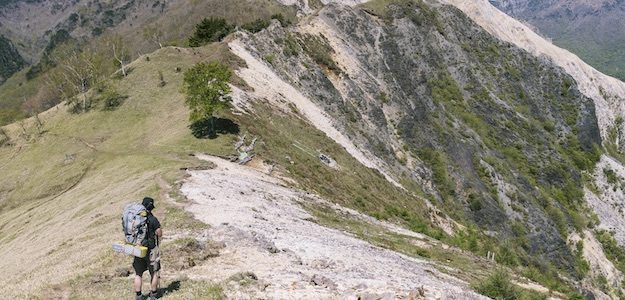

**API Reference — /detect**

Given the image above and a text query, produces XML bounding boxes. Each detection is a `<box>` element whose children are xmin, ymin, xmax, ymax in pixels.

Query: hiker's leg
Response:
<box><xmin>134</xmin><ymin>274</ymin><xmax>142</xmax><ymax>293</ymax></box>
<box><xmin>150</xmin><ymin>270</ymin><xmax>160</xmax><ymax>291</ymax></box>
<box><xmin>133</xmin><ymin>257</ymin><xmax>148</xmax><ymax>296</ymax></box>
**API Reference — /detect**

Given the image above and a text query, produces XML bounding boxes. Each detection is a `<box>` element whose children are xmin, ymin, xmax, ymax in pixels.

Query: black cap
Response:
<box><xmin>142</xmin><ymin>197</ymin><xmax>155</xmax><ymax>211</ymax></box>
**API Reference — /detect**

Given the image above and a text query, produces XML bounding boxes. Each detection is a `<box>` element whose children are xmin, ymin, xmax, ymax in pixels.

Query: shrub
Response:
<box><xmin>270</xmin><ymin>13</ymin><xmax>290</xmax><ymax>27</ymax></box>
<box><xmin>283</xmin><ymin>34</ymin><xmax>301</xmax><ymax>57</ymax></box>
<box><xmin>429</xmin><ymin>72</ymin><xmax>463</xmax><ymax>105</ymax></box>
<box><xmin>468</xmin><ymin>193</ymin><xmax>483</xmax><ymax>211</ymax></box>
<box><xmin>496</xmin><ymin>243</ymin><xmax>519</xmax><ymax>267</ymax></box>
<box><xmin>603</xmin><ymin>168</ymin><xmax>619</xmax><ymax>185</ymax></box>
<box><xmin>242</xmin><ymin>18</ymin><xmax>271</xmax><ymax>33</ymax></box>
<box><xmin>301</xmin><ymin>34</ymin><xmax>341</xmax><ymax>74</ymax></box>
<box><xmin>595</xmin><ymin>229</ymin><xmax>625</xmax><ymax>274</ymax></box>
<box><xmin>474</xmin><ymin>270</ymin><xmax>519</xmax><ymax>299</ymax></box>
<box><xmin>97</xmin><ymin>85</ymin><xmax>127</xmax><ymax>110</ymax></box>
<box><xmin>475</xmin><ymin>269</ymin><xmax>551</xmax><ymax>299</ymax></box>
<box><xmin>572</xmin><ymin>240</ymin><xmax>589</xmax><ymax>279</ymax></box>
<box><xmin>188</xmin><ymin>18</ymin><xmax>233</xmax><ymax>47</ymax></box>
<box><xmin>416</xmin><ymin>147</ymin><xmax>455</xmax><ymax>200</ymax></box>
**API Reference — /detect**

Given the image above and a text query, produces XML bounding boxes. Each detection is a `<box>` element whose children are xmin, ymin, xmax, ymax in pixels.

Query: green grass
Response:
<box><xmin>0</xmin><ymin>68</ymin><xmax>42</xmax><ymax>126</ymax></box>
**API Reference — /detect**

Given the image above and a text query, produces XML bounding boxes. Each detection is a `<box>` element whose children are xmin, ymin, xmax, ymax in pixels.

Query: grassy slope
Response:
<box><xmin>0</xmin><ymin>44</ymin><xmax>236</xmax><ymax>299</ymax></box>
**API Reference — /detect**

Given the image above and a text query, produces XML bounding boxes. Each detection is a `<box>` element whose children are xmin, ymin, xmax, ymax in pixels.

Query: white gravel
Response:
<box><xmin>586</xmin><ymin>155</ymin><xmax>625</xmax><ymax>246</ymax></box>
<box><xmin>180</xmin><ymin>155</ymin><xmax>486</xmax><ymax>299</ymax></box>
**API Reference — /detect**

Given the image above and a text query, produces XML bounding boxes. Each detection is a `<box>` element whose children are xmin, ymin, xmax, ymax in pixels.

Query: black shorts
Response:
<box><xmin>133</xmin><ymin>251</ymin><xmax>161</xmax><ymax>275</ymax></box>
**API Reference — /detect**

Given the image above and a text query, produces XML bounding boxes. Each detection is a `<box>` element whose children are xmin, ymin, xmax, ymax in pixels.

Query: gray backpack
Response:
<box><xmin>122</xmin><ymin>203</ymin><xmax>148</xmax><ymax>245</ymax></box>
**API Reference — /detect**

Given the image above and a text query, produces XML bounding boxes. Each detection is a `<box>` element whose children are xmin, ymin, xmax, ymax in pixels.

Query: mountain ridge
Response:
<box><xmin>1</xmin><ymin>0</ymin><xmax>625</xmax><ymax>298</ymax></box>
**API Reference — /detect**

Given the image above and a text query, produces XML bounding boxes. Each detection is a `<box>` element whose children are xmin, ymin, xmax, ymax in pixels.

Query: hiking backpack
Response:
<box><xmin>122</xmin><ymin>203</ymin><xmax>148</xmax><ymax>245</ymax></box>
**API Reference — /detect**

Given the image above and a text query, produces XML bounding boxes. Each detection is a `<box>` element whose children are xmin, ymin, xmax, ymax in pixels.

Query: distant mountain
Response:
<box><xmin>490</xmin><ymin>0</ymin><xmax>625</xmax><ymax>81</ymax></box>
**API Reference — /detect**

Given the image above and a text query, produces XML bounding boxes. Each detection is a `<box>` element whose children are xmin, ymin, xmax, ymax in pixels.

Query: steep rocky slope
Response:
<box><xmin>490</xmin><ymin>0</ymin><xmax>625</xmax><ymax>82</ymax></box>
<box><xmin>224</xmin><ymin>0</ymin><xmax>625</xmax><ymax>297</ymax></box>
<box><xmin>237</xmin><ymin>0</ymin><xmax>600</xmax><ymax>274</ymax></box>
<box><xmin>445</xmin><ymin>0</ymin><xmax>625</xmax><ymax>145</ymax></box>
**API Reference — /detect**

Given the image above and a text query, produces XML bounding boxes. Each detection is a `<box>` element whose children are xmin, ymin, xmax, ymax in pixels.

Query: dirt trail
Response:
<box><xmin>180</xmin><ymin>155</ymin><xmax>485</xmax><ymax>299</ymax></box>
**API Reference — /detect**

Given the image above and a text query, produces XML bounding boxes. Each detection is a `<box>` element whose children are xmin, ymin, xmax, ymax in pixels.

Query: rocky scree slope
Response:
<box><xmin>234</xmin><ymin>1</ymin><xmax>602</xmax><ymax>280</ymax></box>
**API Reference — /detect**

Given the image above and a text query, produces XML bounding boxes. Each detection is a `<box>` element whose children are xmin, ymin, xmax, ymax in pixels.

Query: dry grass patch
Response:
<box><xmin>162</xmin><ymin>238</ymin><xmax>225</xmax><ymax>271</ymax></box>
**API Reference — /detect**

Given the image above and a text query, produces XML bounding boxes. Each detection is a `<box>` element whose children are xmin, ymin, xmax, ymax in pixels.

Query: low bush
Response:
<box><xmin>188</xmin><ymin>18</ymin><xmax>233</xmax><ymax>47</ymax></box>
<box><xmin>96</xmin><ymin>85</ymin><xmax>127</xmax><ymax>111</ymax></box>
<box><xmin>474</xmin><ymin>270</ymin><xmax>548</xmax><ymax>300</ymax></box>
<box><xmin>300</xmin><ymin>34</ymin><xmax>341</xmax><ymax>74</ymax></box>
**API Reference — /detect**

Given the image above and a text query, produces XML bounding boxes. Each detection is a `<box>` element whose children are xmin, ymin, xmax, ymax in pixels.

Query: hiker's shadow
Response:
<box><xmin>158</xmin><ymin>280</ymin><xmax>181</xmax><ymax>297</ymax></box>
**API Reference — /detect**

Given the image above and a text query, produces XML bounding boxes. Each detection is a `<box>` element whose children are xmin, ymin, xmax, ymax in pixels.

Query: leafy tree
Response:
<box><xmin>46</xmin><ymin>42</ymin><xmax>108</xmax><ymax>112</ymax></box>
<box><xmin>188</xmin><ymin>18</ymin><xmax>233</xmax><ymax>47</ymax></box>
<box><xmin>182</xmin><ymin>62</ymin><xmax>232</xmax><ymax>134</ymax></box>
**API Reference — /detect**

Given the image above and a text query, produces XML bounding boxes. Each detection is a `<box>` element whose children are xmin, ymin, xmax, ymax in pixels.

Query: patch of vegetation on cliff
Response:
<box><xmin>238</xmin><ymin>103</ymin><xmax>442</xmax><ymax>238</ymax></box>
<box><xmin>595</xmin><ymin>229</ymin><xmax>625</xmax><ymax>275</ymax></box>
<box><xmin>361</xmin><ymin>0</ymin><xmax>444</xmax><ymax>34</ymax></box>
<box><xmin>299</xmin><ymin>34</ymin><xmax>341</xmax><ymax>75</ymax></box>
<box><xmin>474</xmin><ymin>270</ymin><xmax>551</xmax><ymax>300</ymax></box>
<box><xmin>0</xmin><ymin>35</ymin><xmax>25</xmax><ymax>84</ymax></box>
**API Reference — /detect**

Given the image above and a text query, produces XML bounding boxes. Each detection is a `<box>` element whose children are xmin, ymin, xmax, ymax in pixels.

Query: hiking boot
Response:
<box><xmin>135</xmin><ymin>294</ymin><xmax>143</xmax><ymax>300</ymax></box>
<box><xmin>149</xmin><ymin>291</ymin><xmax>157</xmax><ymax>300</ymax></box>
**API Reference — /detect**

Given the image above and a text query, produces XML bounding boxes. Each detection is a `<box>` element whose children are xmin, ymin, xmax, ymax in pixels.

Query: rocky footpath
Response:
<box><xmin>180</xmin><ymin>155</ymin><xmax>485</xmax><ymax>299</ymax></box>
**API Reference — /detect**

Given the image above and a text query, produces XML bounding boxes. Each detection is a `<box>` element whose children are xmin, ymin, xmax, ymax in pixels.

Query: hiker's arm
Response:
<box><xmin>156</xmin><ymin>228</ymin><xmax>162</xmax><ymax>238</ymax></box>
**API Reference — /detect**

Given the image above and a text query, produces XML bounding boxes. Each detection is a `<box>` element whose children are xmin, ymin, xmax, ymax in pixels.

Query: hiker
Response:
<box><xmin>133</xmin><ymin>197</ymin><xmax>162</xmax><ymax>300</ymax></box>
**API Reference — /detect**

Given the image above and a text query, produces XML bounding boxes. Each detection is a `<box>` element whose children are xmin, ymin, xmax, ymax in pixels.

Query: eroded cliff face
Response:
<box><xmin>229</xmin><ymin>1</ymin><xmax>606</xmax><ymax>281</ymax></box>
<box><xmin>446</xmin><ymin>0</ymin><xmax>625</xmax><ymax>149</ymax></box>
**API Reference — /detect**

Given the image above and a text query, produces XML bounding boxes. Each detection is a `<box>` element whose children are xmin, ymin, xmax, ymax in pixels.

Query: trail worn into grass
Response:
<box><xmin>180</xmin><ymin>154</ymin><xmax>485</xmax><ymax>299</ymax></box>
